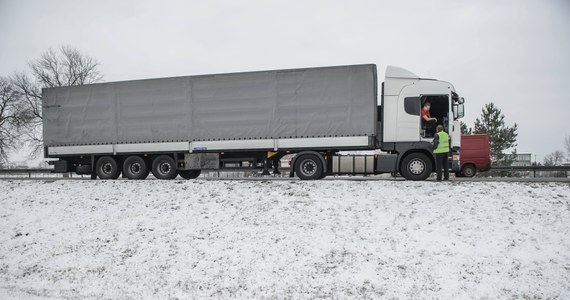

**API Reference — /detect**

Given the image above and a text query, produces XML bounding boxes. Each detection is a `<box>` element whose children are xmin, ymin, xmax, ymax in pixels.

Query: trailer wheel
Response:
<box><xmin>179</xmin><ymin>170</ymin><xmax>202</xmax><ymax>179</ymax></box>
<box><xmin>96</xmin><ymin>156</ymin><xmax>121</xmax><ymax>180</ymax></box>
<box><xmin>400</xmin><ymin>153</ymin><xmax>432</xmax><ymax>181</ymax></box>
<box><xmin>461</xmin><ymin>164</ymin><xmax>476</xmax><ymax>178</ymax></box>
<box><xmin>295</xmin><ymin>154</ymin><xmax>323</xmax><ymax>180</ymax></box>
<box><xmin>152</xmin><ymin>155</ymin><xmax>178</xmax><ymax>180</ymax></box>
<box><xmin>123</xmin><ymin>156</ymin><xmax>149</xmax><ymax>180</ymax></box>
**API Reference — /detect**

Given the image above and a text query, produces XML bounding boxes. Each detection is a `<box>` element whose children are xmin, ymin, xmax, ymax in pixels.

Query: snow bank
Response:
<box><xmin>1</xmin><ymin>179</ymin><xmax>569</xmax><ymax>299</ymax></box>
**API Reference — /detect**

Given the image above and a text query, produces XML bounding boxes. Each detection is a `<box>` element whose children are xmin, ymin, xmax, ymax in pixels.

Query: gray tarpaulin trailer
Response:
<box><xmin>43</xmin><ymin>64</ymin><xmax>465</xmax><ymax>180</ymax></box>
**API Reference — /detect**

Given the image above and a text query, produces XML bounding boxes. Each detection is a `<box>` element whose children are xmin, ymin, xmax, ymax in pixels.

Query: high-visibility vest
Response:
<box><xmin>434</xmin><ymin>131</ymin><xmax>450</xmax><ymax>154</ymax></box>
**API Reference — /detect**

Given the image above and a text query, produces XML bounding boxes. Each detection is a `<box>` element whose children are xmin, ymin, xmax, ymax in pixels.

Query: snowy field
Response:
<box><xmin>0</xmin><ymin>179</ymin><xmax>569</xmax><ymax>299</ymax></box>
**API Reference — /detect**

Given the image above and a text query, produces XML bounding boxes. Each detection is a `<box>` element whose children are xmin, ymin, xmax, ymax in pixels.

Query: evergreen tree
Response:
<box><xmin>460</xmin><ymin>121</ymin><xmax>471</xmax><ymax>134</ymax></box>
<box><xmin>472</xmin><ymin>102</ymin><xmax>518</xmax><ymax>166</ymax></box>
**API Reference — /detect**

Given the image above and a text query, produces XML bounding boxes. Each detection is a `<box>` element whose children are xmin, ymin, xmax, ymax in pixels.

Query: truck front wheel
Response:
<box><xmin>96</xmin><ymin>156</ymin><xmax>121</xmax><ymax>180</ymax></box>
<box><xmin>400</xmin><ymin>153</ymin><xmax>432</xmax><ymax>181</ymax></box>
<box><xmin>152</xmin><ymin>155</ymin><xmax>178</xmax><ymax>180</ymax></box>
<box><xmin>295</xmin><ymin>154</ymin><xmax>324</xmax><ymax>180</ymax></box>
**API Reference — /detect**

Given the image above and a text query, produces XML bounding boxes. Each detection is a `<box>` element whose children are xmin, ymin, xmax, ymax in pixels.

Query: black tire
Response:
<box><xmin>295</xmin><ymin>154</ymin><xmax>324</xmax><ymax>180</ymax></box>
<box><xmin>179</xmin><ymin>170</ymin><xmax>202</xmax><ymax>179</ymax></box>
<box><xmin>76</xmin><ymin>164</ymin><xmax>92</xmax><ymax>175</ymax></box>
<box><xmin>123</xmin><ymin>156</ymin><xmax>149</xmax><ymax>180</ymax></box>
<box><xmin>461</xmin><ymin>164</ymin><xmax>477</xmax><ymax>178</ymax></box>
<box><xmin>400</xmin><ymin>153</ymin><xmax>432</xmax><ymax>181</ymax></box>
<box><xmin>152</xmin><ymin>155</ymin><xmax>178</xmax><ymax>180</ymax></box>
<box><xmin>96</xmin><ymin>156</ymin><xmax>121</xmax><ymax>180</ymax></box>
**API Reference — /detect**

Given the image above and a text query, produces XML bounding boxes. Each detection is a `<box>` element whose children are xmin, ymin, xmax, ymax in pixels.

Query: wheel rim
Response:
<box><xmin>300</xmin><ymin>159</ymin><xmax>317</xmax><ymax>176</ymax></box>
<box><xmin>408</xmin><ymin>159</ymin><xmax>425</xmax><ymax>175</ymax></box>
<box><xmin>464</xmin><ymin>167</ymin><xmax>475</xmax><ymax>177</ymax></box>
<box><xmin>130</xmin><ymin>162</ymin><xmax>141</xmax><ymax>175</ymax></box>
<box><xmin>159</xmin><ymin>161</ymin><xmax>171</xmax><ymax>175</ymax></box>
<box><xmin>102</xmin><ymin>162</ymin><xmax>113</xmax><ymax>175</ymax></box>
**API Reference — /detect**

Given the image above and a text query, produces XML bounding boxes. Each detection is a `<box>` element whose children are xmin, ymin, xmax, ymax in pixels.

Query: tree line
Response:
<box><xmin>0</xmin><ymin>46</ymin><xmax>102</xmax><ymax>167</ymax></box>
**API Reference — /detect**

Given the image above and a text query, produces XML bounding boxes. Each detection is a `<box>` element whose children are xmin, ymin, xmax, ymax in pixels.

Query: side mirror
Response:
<box><xmin>452</xmin><ymin>103</ymin><xmax>465</xmax><ymax>119</ymax></box>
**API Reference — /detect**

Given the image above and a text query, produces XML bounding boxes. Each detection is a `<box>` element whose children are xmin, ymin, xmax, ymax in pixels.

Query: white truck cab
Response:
<box><xmin>379</xmin><ymin>66</ymin><xmax>465</xmax><ymax>179</ymax></box>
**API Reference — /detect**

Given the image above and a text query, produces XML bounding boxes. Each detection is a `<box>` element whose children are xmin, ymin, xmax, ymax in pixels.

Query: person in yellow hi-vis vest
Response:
<box><xmin>432</xmin><ymin>125</ymin><xmax>450</xmax><ymax>181</ymax></box>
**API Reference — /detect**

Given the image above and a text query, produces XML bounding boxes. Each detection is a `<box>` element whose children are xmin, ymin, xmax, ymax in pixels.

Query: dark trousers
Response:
<box><xmin>435</xmin><ymin>153</ymin><xmax>449</xmax><ymax>180</ymax></box>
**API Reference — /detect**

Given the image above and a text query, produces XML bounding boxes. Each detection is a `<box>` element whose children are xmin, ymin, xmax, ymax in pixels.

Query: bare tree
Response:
<box><xmin>564</xmin><ymin>135</ymin><xmax>570</xmax><ymax>159</ymax></box>
<box><xmin>10</xmin><ymin>46</ymin><xmax>103</xmax><ymax>155</ymax></box>
<box><xmin>30</xmin><ymin>46</ymin><xmax>102</xmax><ymax>88</ymax></box>
<box><xmin>10</xmin><ymin>72</ymin><xmax>42</xmax><ymax>125</ymax></box>
<box><xmin>0</xmin><ymin>77</ymin><xmax>31</xmax><ymax>167</ymax></box>
<box><xmin>543</xmin><ymin>150</ymin><xmax>565</xmax><ymax>166</ymax></box>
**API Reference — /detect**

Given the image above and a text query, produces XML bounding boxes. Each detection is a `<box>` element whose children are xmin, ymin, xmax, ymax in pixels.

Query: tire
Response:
<box><xmin>152</xmin><ymin>155</ymin><xmax>178</xmax><ymax>180</ymax></box>
<box><xmin>400</xmin><ymin>153</ymin><xmax>432</xmax><ymax>181</ymax></box>
<box><xmin>123</xmin><ymin>156</ymin><xmax>149</xmax><ymax>180</ymax></box>
<box><xmin>295</xmin><ymin>154</ymin><xmax>324</xmax><ymax>180</ymax></box>
<box><xmin>76</xmin><ymin>164</ymin><xmax>92</xmax><ymax>175</ymax></box>
<box><xmin>179</xmin><ymin>170</ymin><xmax>201</xmax><ymax>179</ymax></box>
<box><xmin>96</xmin><ymin>156</ymin><xmax>121</xmax><ymax>180</ymax></box>
<box><xmin>461</xmin><ymin>164</ymin><xmax>477</xmax><ymax>178</ymax></box>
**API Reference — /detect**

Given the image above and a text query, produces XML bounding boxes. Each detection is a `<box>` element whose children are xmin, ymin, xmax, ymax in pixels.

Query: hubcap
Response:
<box><xmin>159</xmin><ymin>161</ymin><xmax>171</xmax><ymax>175</ymax></box>
<box><xmin>102</xmin><ymin>162</ymin><xmax>113</xmax><ymax>175</ymax></box>
<box><xmin>130</xmin><ymin>162</ymin><xmax>141</xmax><ymax>174</ymax></box>
<box><xmin>408</xmin><ymin>159</ymin><xmax>425</xmax><ymax>175</ymax></box>
<box><xmin>301</xmin><ymin>160</ymin><xmax>317</xmax><ymax>176</ymax></box>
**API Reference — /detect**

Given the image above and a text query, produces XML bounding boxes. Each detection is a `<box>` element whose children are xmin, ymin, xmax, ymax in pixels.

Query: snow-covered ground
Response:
<box><xmin>0</xmin><ymin>179</ymin><xmax>569</xmax><ymax>299</ymax></box>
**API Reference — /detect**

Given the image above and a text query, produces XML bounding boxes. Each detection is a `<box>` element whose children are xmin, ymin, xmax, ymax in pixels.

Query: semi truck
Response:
<box><xmin>43</xmin><ymin>64</ymin><xmax>465</xmax><ymax>180</ymax></box>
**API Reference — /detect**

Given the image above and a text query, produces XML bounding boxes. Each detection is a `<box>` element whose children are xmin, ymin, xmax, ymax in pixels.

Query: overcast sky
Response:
<box><xmin>1</xmin><ymin>0</ymin><xmax>569</xmax><ymax>163</ymax></box>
